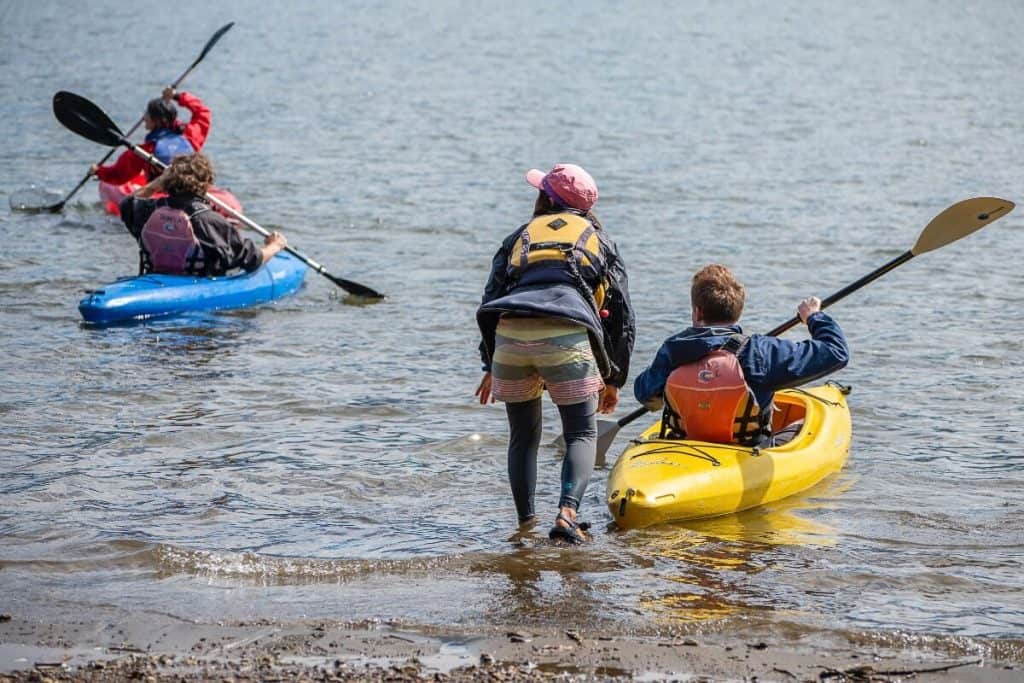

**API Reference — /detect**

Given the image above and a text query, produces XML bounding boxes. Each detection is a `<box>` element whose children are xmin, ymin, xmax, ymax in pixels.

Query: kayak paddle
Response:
<box><xmin>10</xmin><ymin>22</ymin><xmax>234</xmax><ymax>214</ymax></box>
<box><xmin>566</xmin><ymin>196</ymin><xmax>1015</xmax><ymax>465</ymax></box>
<box><xmin>765</xmin><ymin>197</ymin><xmax>1014</xmax><ymax>336</ymax></box>
<box><xmin>53</xmin><ymin>90</ymin><xmax>386</xmax><ymax>300</ymax></box>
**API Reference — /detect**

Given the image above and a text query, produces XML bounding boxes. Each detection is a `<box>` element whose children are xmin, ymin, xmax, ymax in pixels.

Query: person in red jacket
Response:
<box><xmin>90</xmin><ymin>86</ymin><xmax>211</xmax><ymax>186</ymax></box>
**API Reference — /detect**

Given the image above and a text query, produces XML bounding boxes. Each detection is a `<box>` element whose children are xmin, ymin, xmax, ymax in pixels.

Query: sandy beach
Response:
<box><xmin>1</xmin><ymin>611</ymin><xmax>1019</xmax><ymax>682</ymax></box>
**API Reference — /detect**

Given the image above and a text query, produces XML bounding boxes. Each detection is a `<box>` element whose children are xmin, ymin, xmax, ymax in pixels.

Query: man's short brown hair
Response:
<box><xmin>161</xmin><ymin>153</ymin><xmax>214</xmax><ymax>197</ymax></box>
<box><xmin>691</xmin><ymin>264</ymin><xmax>744</xmax><ymax>324</ymax></box>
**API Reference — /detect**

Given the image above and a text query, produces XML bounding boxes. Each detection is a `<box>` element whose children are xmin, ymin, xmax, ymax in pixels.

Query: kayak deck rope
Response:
<box><xmin>787</xmin><ymin>381</ymin><xmax>851</xmax><ymax>408</ymax></box>
<box><xmin>627</xmin><ymin>442</ymin><xmax>722</xmax><ymax>467</ymax></box>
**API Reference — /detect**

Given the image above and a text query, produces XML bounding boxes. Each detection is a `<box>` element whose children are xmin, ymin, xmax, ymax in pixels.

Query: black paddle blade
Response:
<box><xmin>324</xmin><ymin>271</ymin><xmax>385</xmax><ymax>299</ymax></box>
<box><xmin>9</xmin><ymin>187</ymin><xmax>66</xmax><ymax>213</ymax></box>
<box><xmin>194</xmin><ymin>22</ymin><xmax>235</xmax><ymax>66</ymax></box>
<box><xmin>53</xmin><ymin>91</ymin><xmax>125</xmax><ymax>147</ymax></box>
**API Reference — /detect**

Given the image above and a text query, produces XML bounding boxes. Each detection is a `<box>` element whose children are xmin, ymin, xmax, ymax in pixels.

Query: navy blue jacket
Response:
<box><xmin>477</xmin><ymin>213</ymin><xmax>635</xmax><ymax>387</ymax></box>
<box><xmin>633</xmin><ymin>312</ymin><xmax>849</xmax><ymax>411</ymax></box>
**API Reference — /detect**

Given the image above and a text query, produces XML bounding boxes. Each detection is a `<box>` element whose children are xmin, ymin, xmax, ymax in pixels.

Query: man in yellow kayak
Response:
<box><xmin>633</xmin><ymin>264</ymin><xmax>849</xmax><ymax>446</ymax></box>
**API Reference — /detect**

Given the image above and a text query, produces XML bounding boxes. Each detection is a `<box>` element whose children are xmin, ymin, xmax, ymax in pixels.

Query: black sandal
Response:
<box><xmin>548</xmin><ymin>512</ymin><xmax>591</xmax><ymax>544</ymax></box>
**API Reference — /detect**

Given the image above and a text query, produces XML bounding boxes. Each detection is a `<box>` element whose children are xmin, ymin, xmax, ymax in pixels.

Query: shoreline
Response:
<box><xmin>1</xmin><ymin>612</ymin><xmax>1019</xmax><ymax>682</ymax></box>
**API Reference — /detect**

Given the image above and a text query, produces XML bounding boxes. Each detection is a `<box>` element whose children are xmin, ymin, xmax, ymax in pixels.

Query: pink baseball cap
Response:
<box><xmin>525</xmin><ymin>163</ymin><xmax>599</xmax><ymax>212</ymax></box>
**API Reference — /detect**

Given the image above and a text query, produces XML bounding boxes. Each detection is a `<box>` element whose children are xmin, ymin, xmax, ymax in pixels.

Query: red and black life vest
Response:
<box><xmin>661</xmin><ymin>334</ymin><xmax>770</xmax><ymax>445</ymax></box>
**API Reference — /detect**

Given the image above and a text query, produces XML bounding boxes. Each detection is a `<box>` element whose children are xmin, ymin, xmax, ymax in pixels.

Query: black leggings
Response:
<box><xmin>505</xmin><ymin>396</ymin><xmax>598</xmax><ymax>522</ymax></box>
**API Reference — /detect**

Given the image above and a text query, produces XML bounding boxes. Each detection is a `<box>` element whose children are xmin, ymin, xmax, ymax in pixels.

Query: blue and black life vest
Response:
<box><xmin>145</xmin><ymin>128</ymin><xmax>195</xmax><ymax>167</ymax></box>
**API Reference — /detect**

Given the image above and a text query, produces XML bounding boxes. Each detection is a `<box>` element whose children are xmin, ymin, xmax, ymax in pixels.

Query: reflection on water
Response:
<box><xmin>636</xmin><ymin>494</ymin><xmax>840</xmax><ymax>625</ymax></box>
<box><xmin>1</xmin><ymin>0</ymin><xmax>1023</xmax><ymax>662</ymax></box>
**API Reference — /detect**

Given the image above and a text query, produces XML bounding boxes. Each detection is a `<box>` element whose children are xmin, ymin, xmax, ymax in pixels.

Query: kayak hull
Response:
<box><xmin>606</xmin><ymin>384</ymin><xmax>851</xmax><ymax>529</ymax></box>
<box><xmin>79</xmin><ymin>253</ymin><xmax>308</xmax><ymax>324</ymax></box>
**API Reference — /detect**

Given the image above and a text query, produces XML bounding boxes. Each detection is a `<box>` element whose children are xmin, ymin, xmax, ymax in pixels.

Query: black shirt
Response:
<box><xmin>119</xmin><ymin>193</ymin><xmax>262</xmax><ymax>276</ymax></box>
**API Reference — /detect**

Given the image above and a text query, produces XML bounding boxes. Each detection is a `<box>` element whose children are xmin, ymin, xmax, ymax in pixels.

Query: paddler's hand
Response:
<box><xmin>264</xmin><ymin>231</ymin><xmax>287</xmax><ymax>249</ymax></box>
<box><xmin>162</xmin><ymin>86</ymin><xmax>176</xmax><ymax>101</ymax></box>
<box><xmin>88</xmin><ymin>164</ymin><xmax>99</xmax><ymax>177</ymax></box>
<box><xmin>260</xmin><ymin>232</ymin><xmax>288</xmax><ymax>263</ymax></box>
<box><xmin>475</xmin><ymin>372</ymin><xmax>495</xmax><ymax>404</ymax></box>
<box><xmin>598</xmin><ymin>385</ymin><xmax>619</xmax><ymax>414</ymax></box>
<box><xmin>797</xmin><ymin>296</ymin><xmax>822</xmax><ymax>324</ymax></box>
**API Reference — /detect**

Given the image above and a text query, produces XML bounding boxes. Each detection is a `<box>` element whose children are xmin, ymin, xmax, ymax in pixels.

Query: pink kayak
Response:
<box><xmin>98</xmin><ymin>178</ymin><xmax>243</xmax><ymax>219</ymax></box>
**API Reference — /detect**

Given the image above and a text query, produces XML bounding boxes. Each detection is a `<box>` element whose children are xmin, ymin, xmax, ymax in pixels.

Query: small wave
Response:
<box><xmin>153</xmin><ymin>543</ymin><xmax>468</xmax><ymax>583</ymax></box>
<box><xmin>846</xmin><ymin>628</ymin><xmax>1024</xmax><ymax>663</ymax></box>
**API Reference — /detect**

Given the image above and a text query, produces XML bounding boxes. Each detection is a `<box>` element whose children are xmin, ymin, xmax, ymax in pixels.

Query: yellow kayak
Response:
<box><xmin>606</xmin><ymin>383</ymin><xmax>851</xmax><ymax>529</ymax></box>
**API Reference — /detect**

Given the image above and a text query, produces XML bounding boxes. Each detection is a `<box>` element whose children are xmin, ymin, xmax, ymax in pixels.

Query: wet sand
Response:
<box><xmin>0</xmin><ymin>612</ymin><xmax>1018</xmax><ymax>682</ymax></box>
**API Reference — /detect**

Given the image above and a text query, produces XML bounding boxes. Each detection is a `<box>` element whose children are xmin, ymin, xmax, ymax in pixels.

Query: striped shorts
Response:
<box><xmin>491</xmin><ymin>316</ymin><xmax>604</xmax><ymax>405</ymax></box>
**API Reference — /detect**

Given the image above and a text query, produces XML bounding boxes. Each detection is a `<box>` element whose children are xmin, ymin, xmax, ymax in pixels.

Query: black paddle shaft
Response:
<box><xmin>618</xmin><ymin>406</ymin><xmax>648</xmax><ymax>427</ymax></box>
<box><xmin>765</xmin><ymin>250</ymin><xmax>914</xmax><ymax>337</ymax></box>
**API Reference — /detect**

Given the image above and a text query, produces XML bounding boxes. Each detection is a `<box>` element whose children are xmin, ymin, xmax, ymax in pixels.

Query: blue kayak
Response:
<box><xmin>79</xmin><ymin>253</ymin><xmax>309</xmax><ymax>324</ymax></box>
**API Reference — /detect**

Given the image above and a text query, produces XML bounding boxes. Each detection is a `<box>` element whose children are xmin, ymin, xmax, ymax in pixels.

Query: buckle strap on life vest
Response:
<box><xmin>180</xmin><ymin>204</ymin><xmax>210</xmax><ymax>273</ymax></box>
<box><xmin>733</xmin><ymin>387</ymin><xmax>763</xmax><ymax>443</ymax></box>
<box><xmin>721</xmin><ymin>333</ymin><xmax>746</xmax><ymax>354</ymax></box>
<box><xmin>719</xmin><ymin>333</ymin><xmax>770</xmax><ymax>444</ymax></box>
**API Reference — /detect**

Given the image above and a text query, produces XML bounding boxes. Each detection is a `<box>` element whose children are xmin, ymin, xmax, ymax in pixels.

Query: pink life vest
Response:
<box><xmin>140</xmin><ymin>204</ymin><xmax>208</xmax><ymax>274</ymax></box>
<box><xmin>662</xmin><ymin>336</ymin><xmax>767</xmax><ymax>445</ymax></box>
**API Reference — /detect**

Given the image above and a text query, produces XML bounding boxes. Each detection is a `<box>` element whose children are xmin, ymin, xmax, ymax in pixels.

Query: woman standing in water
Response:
<box><xmin>476</xmin><ymin>164</ymin><xmax>635</xmax><ymax>543</ymax></box>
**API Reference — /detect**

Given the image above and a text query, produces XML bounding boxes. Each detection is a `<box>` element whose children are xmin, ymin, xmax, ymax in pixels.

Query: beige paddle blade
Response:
<box><xmin>552</xmin><ymin>418</ymin><xmax>621</xmax><ymax>468</ymax></box>
<box><xmin>911</xmin><ymin>197</ymin><xmax>1014</xmax><ymax>256</ymax></box>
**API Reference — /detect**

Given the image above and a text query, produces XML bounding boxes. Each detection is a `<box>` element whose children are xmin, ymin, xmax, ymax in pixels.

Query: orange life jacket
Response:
<box><xmin>661</xmin><ymin>334</ymin><xmax>768</xmax><ymax>445</ymax></box>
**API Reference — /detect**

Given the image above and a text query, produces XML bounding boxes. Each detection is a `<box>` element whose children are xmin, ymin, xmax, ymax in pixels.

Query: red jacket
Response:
<box><xmin>95</xmin><ymin>91</ymin><xmax>212</xmax><ymax>186</ymax></box>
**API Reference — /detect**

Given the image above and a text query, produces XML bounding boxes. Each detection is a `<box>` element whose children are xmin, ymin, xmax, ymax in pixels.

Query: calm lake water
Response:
<box><xmin>1</xmin><ymin>0</ymin><xmax>1022</xmax><ymax>662</ymax></box>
